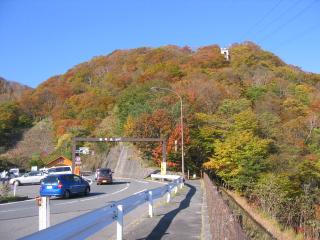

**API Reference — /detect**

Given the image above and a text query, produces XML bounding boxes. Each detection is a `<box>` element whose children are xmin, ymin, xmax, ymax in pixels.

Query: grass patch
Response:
<box><xmin>227</xmin><ymin>190</ymin><xmax>304</xmax><ymax>240</ymax></box>
<box><xmin>0</xmin><ymin>195</ymin><xmax>29</xmax><ymax>204</ymax></box>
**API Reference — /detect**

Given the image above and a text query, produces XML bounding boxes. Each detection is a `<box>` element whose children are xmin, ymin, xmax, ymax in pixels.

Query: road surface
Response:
<box><xmin>0</xmin><ymin>178</ymin><xmax>164</xmax><ymax>239</ymax></box>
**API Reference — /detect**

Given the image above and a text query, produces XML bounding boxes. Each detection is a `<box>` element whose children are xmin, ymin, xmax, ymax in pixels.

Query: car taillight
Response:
<box><xmin>58</xmin><ymin>181</ymin><xmax>63</xmax><ymax>189</ymax></box>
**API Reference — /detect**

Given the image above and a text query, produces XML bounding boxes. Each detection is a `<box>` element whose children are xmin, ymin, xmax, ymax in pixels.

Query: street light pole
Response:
<box><xmin>151</xmin><ymin>87</ymin><xmax>185</xmax><ymax>177</ymax></box>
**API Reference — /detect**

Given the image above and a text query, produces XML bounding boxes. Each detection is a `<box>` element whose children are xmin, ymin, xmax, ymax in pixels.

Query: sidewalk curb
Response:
<box><xmin>201</xmin><ymin>180</ymin><xmax>212</xmax><ymax>240</ymax></box>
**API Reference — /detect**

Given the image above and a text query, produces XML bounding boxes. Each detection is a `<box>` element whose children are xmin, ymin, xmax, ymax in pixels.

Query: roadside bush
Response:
<box><xmin>0</xmin><ymin>183</ymin><xmax>11</xmax><ymax>197</ymax></box>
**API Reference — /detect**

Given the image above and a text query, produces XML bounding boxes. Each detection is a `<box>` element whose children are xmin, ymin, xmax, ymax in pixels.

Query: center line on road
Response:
<box><xmin>0</xmin><ymin>207</ymin><xmax>33</xmax><ymax>213</ymax></box>
<box><xmin>134</xmin><ymin>189</ymin><xmax>147</xmax><ymax>195</ymax></box>
<box><xmin>54</xmin><ymin>182</ymin><xmax>130</xmax><ymax>206</ymax></box>
<box><xmin>110</xmin><ymin>183</ymin><xmax>130</xmax><ymax>195</ymax></box>
<box><xmin>135</xmin><ymin>180</ymin><xmax>149</xmax><ymax>184</ymax></box>
<box><xmin>0</xmin><ymin>199</ymin><xmax>34</xmax><ymax>206</ymax></box>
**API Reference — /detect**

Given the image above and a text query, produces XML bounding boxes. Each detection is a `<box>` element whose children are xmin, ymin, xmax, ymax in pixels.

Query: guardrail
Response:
<box><xmin>22</xmin><ymin>176</ymin><xmax>183</xmax><ymax>240</ymax></box>
<box><xmin>150</xmin><ymin>174</ymin><xmax>182</xmax><ymax>181</ymax></box>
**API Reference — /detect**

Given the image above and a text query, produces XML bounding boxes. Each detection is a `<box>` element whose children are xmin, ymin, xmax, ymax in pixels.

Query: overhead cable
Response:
<box><xmin>252</xmin><ymin>0</ymin><xmax>302</xmax><ymax>38</ymax></box>
<box><xmin>242</xmin><ymin>0</ymin><xmax>284</xmax><ymax>40</ymax></box>
<box><xmin>274</xmin><ymin>22</ymin><xmax>320</xmax><ymax>49</ymax></box>
<box><xmin>257</xmin><ymin>0</ymin><xmax>318</xmax><ymax>44</ymax></box>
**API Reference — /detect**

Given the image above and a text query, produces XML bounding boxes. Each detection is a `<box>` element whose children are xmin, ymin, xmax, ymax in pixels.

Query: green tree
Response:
<box><xmin>204</xmin><ymin>130</ymin><xmax>270</xmax><ymax>193</ymax></box>
<box><xmin>28</xmin><ymin>153</ymin><xmax>45</xmax><ymax>168</ymax></box>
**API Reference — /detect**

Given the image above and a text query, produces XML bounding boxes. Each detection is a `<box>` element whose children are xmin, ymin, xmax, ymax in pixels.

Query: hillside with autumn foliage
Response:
<box><xmin>0</xmin><ymin>77</ymin><xmax>33</xmax><ymax>153</ymax></box>
<box><xmin>1</xmin><ymin>42</ymin><xmax>320</xmax><ymax>237</ymax></box>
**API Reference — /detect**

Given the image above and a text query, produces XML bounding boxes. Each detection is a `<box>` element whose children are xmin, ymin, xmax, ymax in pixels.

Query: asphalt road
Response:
<box><xmin>0</xmin><ymin>178</ymin><xmax>165</xmax><ymax>240</ymax></box>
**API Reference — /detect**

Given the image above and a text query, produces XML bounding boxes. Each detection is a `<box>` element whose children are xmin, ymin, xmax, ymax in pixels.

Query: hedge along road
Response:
<box><xmin>0</xmin><ymin>178</ymin><xmax>165</xmax><ymax>240</ymax></box>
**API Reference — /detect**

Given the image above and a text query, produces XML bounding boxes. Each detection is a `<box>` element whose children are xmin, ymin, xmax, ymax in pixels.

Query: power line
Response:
<box><xmin>242</xmin><ymin>0</ymin><xmax>284</xmax><ymax>40</ymax></box>
<box><xmin>251</xmin><ymin>0</ymin><xmax>302</xmax><ymax>38</ymax></box>
<box><xmin>257</xmin><ymin>0</ymin><xmax>318</xmax><ymax>44</ymax></box>
<box><xmin>274</xmin><ymin>22</ymin><xmax>320</xmax><ymax>49</ymax></box>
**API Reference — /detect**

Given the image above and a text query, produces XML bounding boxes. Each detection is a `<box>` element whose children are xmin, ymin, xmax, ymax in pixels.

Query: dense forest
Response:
<box><xmin>0</xmin><ymin>78</ymin><xmax>33</xmax><ymax>152</ymax></box>
<box><xmin>1</xmin><ymin>42</ymin><xmax>320</xmax><ymax>238</ymax></box>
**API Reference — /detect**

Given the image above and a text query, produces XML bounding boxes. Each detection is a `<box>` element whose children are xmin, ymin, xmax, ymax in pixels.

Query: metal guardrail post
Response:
<box><xmin>148</xmin><ymin>191</ymin><xmax>153</xmax><ymax>217</ymax></box>
<box><xmin>166</xmin><ymin>185</ymin><xmax>171</xmax><ymax>203</ymax></box>
<box><xmin>174</xmin><ymin>185</ymin><xmax>178</xmax><ymax>194</ymax></box>
<box><xmin>116</xmin><ymin>205</ymin><xmax>123</xmax><ymax>240</ymax></box>
<box><xmin>26</xmin><ymin>177</ymin><xmax>184</xmax><ymax>239</ymax></box>
<box><xmin>13</xmin><ymin>182</ymin><xmax>18</xmax><ymax>196</ymax></box>
<box><xmin>39</xmin><ymin>197</ymin><xmax>50</xmax><ymax>231</ymax></box>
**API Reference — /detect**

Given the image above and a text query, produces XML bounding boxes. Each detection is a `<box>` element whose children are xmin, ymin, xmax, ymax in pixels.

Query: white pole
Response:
<box><xmin>13</xmin><ymin>182</ymin><xmax>17</xmax><ymax>196</ymax></box>
<box><xmin>39</xmin><ymin>199</ymin><xmax>43</xmax><ymax>231</ymax></box>
<box><xmin>174</xmin><ymin>186</ymin><xmax>178</xmax><ymax>194</ymax></box>
<box><xmin>117</xmin><ymin>205</ymin><xmax>123</xmax><ymax>240</ymax></box>
<box><xmin>179</xmin><ymin>178</ymin><xmax>183</xmax><ymax>189</ymax></box>
<box><xmin>46</xmin><ymin>197</ymin><xmax>50</xmax><ymax>228</ymax></box>
<box><xmin>166</xmin><ymin>186</ymin><xmax>171</xmax><ymax>203</ymax></box>
<box><xmin>148</xmin><ymin>191</ymin><xmax>153</xmax><ymax>218</ymax></box>
<box><xmin>39</xmin><ymin>197</ymin><xmax>50</xmax><ymax>231</ymax></box>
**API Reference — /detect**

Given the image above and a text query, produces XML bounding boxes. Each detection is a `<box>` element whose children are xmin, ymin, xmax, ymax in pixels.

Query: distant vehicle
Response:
<box><xmin>9</xmin><ymin>168</ymin><xmax>25</xmax><ymax>177</ymax></box>
<box><xmin>9</xmin><ymin>171</ymin><xmax>47</xmax><ymax>186</ymax></box>
<box><xmin>40</xmin><ymin>174</ymin><xmax>90</xmax><ymax>198</ymax></box>
<box><xmin>48</xmin><ymin>166</ymin><xmax>72</xmax><ymax>175</ymax></box>
<box><xmin>39</xmin><ymin>167</ymin><xmax>49</xmax><ymax>174</ymax></box>
<box><xmin>95</xmin><ymin>168</ymin><xmax>113</xmax><ymax>185</ymax></box>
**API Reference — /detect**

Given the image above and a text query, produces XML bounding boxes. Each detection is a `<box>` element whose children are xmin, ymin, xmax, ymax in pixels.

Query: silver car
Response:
<box><xmin>9</xmin><ymin>171</ymin><xmax>47</xmax><ymax>185</ymax></box>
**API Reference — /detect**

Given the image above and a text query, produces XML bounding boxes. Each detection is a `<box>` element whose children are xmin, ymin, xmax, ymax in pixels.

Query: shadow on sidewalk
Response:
<box><xmin>138</xmin><ymin>183</ymin><xmax>196</xmax><ymax>240</ymax></box>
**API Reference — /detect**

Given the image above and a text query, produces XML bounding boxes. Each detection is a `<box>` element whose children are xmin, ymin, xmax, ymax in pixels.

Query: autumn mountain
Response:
<box><xmin>0</xmin><ymin>77</ymin><xmax>32</xmax><ymax>102</ymax></box>
<box><xmin>2</xmin><ymin>42</ymin><xmax>320</xmax><ymax>167</ymax></box>
<box><xmin>0</xmin><ymin>77</ymin><xmax>33</xmax><ymax>152</ymax></box>
<box><xmin>1</xmin><ymin>42</ymin><xmax>320</xmax><ymax>236</ymax></box>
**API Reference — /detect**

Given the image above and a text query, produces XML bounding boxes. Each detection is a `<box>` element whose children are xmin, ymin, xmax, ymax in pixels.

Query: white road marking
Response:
<box><xmin>117</xmin><ymin>177</ymin><xmax>165</xmax><ymax>185</ymax></box>
<box><xmin>0</xmin><ymin>199</ymin><xmax>34</xmax><ymax>206</ymax></box>
<box><xmin>0</xmin><ymin>207</ymin><xmax>32</xmax><ymax>213</ymax></box>
<box><xmin>0</xmin><ymin>182</ymin><xmax>131</xmax><ymax>210</ymax></box>
<box><xmin>54</xmin><ymin>183</ymin><xmax>130</xmax><ymax>205</ymax></box>
<box><xmin>134</xmin><ymin>180</ymin><xmax>149</xmax><ymax>184</ymax></box>
<box><xmin>54</xmin><ymin>200</ymin><xmax>78</xmax><ymax>206</ymax></box>
<box><xmin>110</xmin><ymin>183</ymin><xmax>130</xmax><ymax>195</ymax></box>
<box><xmin>134</xmin><ymin>189</ymin><xmax>147</xmax><ymax>195</ymax></box>
<box><xmin>0</xmin><ymin>176</ymin><xmax>164</xmax><ymax>209</ymax></box>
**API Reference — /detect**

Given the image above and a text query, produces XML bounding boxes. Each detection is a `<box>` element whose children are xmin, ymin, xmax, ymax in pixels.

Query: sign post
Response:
<box><xmin>161</xmin><ymin>162</ymin><xmax>166</xmax><ymax>175</ymax></box>
<box><xmin>75</xmin><ymin>156</ymin><xmax>81</xmax><ymax>165</ymax></box>
<box><xmin>75</xmin><ymin>156</ymin><xmax>81</xmax><ymax>175</ymax></box>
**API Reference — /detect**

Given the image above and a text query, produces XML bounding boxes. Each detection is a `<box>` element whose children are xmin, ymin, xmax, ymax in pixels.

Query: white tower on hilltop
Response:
<box><xmin>220</xmin><ymin>47</ymin><xmax>230</xmax><ymax>61</ymax></box>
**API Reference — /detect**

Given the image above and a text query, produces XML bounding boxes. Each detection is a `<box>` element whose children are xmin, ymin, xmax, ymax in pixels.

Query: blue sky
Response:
<box><xmin>0</xmin><ymin>0</ymin><xmax>319</xmax><ymax>88</ymax></box>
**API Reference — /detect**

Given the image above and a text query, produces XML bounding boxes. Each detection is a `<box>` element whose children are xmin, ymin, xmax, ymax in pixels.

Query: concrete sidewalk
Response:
<box><xmin>123</xmin><ymin>180</ymin><xmax>209</xmax><ymax>240</ymax></box>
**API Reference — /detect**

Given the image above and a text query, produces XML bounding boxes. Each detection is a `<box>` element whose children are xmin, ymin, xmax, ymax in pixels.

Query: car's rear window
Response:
<box><xmin>99</xmin><ymin>169</ymin><xmax>111</xmax><ymax>176</ymax></box>
<box><xmin>43</xmin><ymin>176</ymin><xmax>59</xmax><ymax>184</ymax></box>
<box><xmin>48</xmin><ymin>167</ymin><xmax>71</xmax><ymax>173</ymax></box>
<box><xmin>56</xmin><ymin>167</ymin><xmax>70</xmax><ymax>172</ymax></box>
<box><xmin>61</xmin><ymin>175</ymin><xmax>74</xmax><ymax>182</ymax></box>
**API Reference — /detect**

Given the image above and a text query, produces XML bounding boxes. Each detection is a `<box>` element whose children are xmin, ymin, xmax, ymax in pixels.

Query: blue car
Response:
<box><xmin>40</xmin><ymin>174</ymin><xmax>90</xmax><ymax>198</ymax></box>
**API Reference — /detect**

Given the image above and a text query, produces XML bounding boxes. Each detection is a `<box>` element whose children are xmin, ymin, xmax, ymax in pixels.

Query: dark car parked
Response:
<box><xmin>40</xmin><ymin>174</ymin><xmax>90</xmax><ymax>198</ymax></box>
<box><xmin>95</xmin><ymin>168</ymin><xmax>113</xmax><ymax>185</ymax></box>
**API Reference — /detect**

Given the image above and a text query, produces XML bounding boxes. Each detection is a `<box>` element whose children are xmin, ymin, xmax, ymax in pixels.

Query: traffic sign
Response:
<box><xmin>75</xmin><ymin>156</ymin><xmax>81</xmax><ymax>165</ymax></box>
